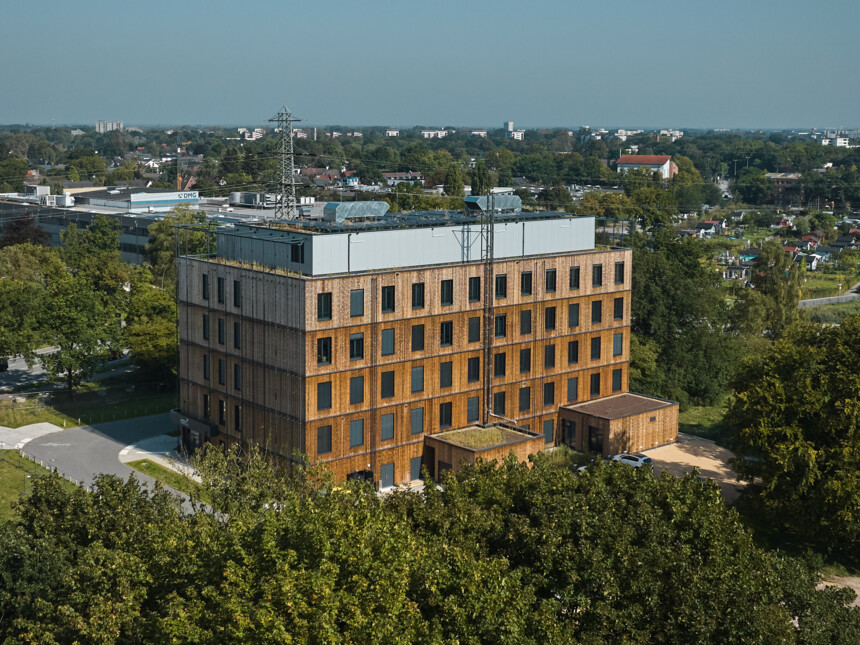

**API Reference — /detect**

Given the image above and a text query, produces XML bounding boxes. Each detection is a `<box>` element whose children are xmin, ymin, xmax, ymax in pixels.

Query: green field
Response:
<box><xmin>800</xmin><ymin>272</ymin><xmax>857</xmax><ymax>300</ymax></box>
<box><xmin>803</xmin><ymin>299</ymin><xmax>860</xmax><ymax>324</ymax></box>
<box><xmin>678</xmin><ymin>401</ymin><xmax>731</xmax><ymax>446</ymax></box>
<box><xmin>0</xmin><ymin>451</ymin><xmax>77</xmax><ymax>521</ymax></box>
<box><xmin>126</xmin><ymin>458</ymin><xmax>209</xmax><ymax>503</ymax></box>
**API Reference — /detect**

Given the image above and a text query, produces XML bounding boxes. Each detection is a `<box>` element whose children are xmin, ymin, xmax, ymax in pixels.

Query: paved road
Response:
<box><xmin>798</xmin><ymin>279</ymin><xmax>860</xmax><ymax>309</ymax></box>
<box><xmin>22</xmin><ymin>413</ymin><xmax>176</xmax><ymax>490</ymax></box>
<box><xmin>0</xmin><ymin>350</ymin><xmax>134</xmax><ymax>394</ymax></box>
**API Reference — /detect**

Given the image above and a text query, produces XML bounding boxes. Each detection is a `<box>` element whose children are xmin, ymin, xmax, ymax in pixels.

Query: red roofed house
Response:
<box><xmin>615</xmin><ymin>155</ymin><xmax>679</xmax><ymax>180</ymax></box>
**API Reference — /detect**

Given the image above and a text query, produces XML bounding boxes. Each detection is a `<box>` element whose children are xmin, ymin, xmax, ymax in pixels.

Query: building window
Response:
<box><xmin>411</xmin><ymin>366</ymin><xmax>424</xmax><ymax>393</ymax></box>
<box><xmin>521</xmin><ymin>271</ymin><xmax>532</xmax><ymax>296</ymax></box>
<box><xmin>591</xmin><ymin>337</ymin><xmax>601</xmax><ymax>361</ymax></box>
<box><xmin>218</xmin><ymin>359</ymin><xmax>225</xmax><ymax>385</ymax></box>
<box><xmin>202</xmin><ymin>314</ymin><xmax>209</xmax><ymax>340</ymax></box>
<box><xmin>467</xmin><ymin>396</ymin><xmax>479</xmax><ymax>422</ymax></box>
<box><xmin>350</xmin><ymin>375</ymin><xmax>364</xmax><ymax>404</ymax></box>
<box><xmin>544</xmin><ymin>382</ymin><xmax>555</xmax><ymax>406</ymax></box>
<box><xmin>613</xmin><ymin>332</ymin><xmax>623</xmax><ymax>357</ymax></box>
<box><xmin>317</xmin><ymin>337</ymin><xmax>332</xmax><ymax>365</ymax></box>
<box><xmin>568</xmin><ymin>340</ymin><xmax>579</xmax><ymax>364</ymax></box>
<box><xmin>350</xmin><ymin>289</ymin><xmax>364</xmax><ymax>317</ymax></box>
<box><xmin>494</xmin><ymin>314</ymin><xmax>506</xmax><ymax>338</ymax></box>
<box><xmin>203</xmin><ymin>393</ymin><xmax>210</xmax><ymax>420</ymax></box>
<box><xmin>543</xmin><ymin>419</ymin><xmax>554</xmax><ymax>444</ymax></box>
<box><xmin>440</xmin><ymin>361</ymin><xmax>453</xmax><ymax>388</ymax></box>
<box><xmin>317</xmin><ymin>425</ymin><xmax>332</xmax><ymax>455</ymax></box>
<box><xmin>233</xmin><ymin>363</ymin><xmax>241</xmax><ymax>391</ymax></box>
<box><xmin>493</xmin><ymin>391</ymin><xmax>506</xmax><ymax>416</ymax></box>
<box><xmin>591</xmin><ymin>300</ymin><xmax>602</xmax><ymax>325</ymax></box>
<box><xmin>317</xmin><ymin>292</ymin><xmax>332</xmax><ymax>321</ymax></box>
<box><xmin>349</xmin><ymin>333</ymin><xmax>364</xmax><ymax>360</ymax></box>
<box><xmin>545</xmin><ymin>306</ymin><xmax>556</xmax><ymax>331</ymax></box>
<box><xmin>440</xmin><ymin>321</ymin><xmax>453</xmax><ymax>347</ymax></box>
<box><xmin>614</xmin><ymin>297</ymin><xmax>624</xmax><ymax>321</ymax></box>
<box><xmin>467</xmin><ymin>356</ymin><xmax>480</xmax><ymax>382</ymax></box>
<box><xmin>520</xmin><ymin>348</ymin><xmax>531</xmax><ymax>373</ymax></box>
<box><xmin>592</xmin><ymin>264</ymin><xmax>603</xmax><ymax>287</ymax></box>
<box><xmin>203</xmin><ymin>354</ymin><xmax>210</xmax><ymax>380</ymax></box>
<box><xmin>441</xmin><ymin>279</ymin><xmax>454</xmax><ymax>306</ymax></box>
<box><xmin>411</xmin><ymin>324</ymin><xmax>425</xmax><ymax>351</ymax></box>
<box><xmin>468</xmin><ymin>317</ymin><xmax>480</xmax><ymax>343</ymax></box>
<box><xmin>588</xmin><ymin>425</ymin><xmax>603</xmax><ymax>452</ymax></box>
<box><xmin>567</xmin><ymin>377</ymin><xmax>579</xmax><ymax>402</ymax></box>
<box><xmin>520</xmin><ymin>310</ymin><xmax>532</xmax><ymax>335</ymax></box>
<box><xmin>544</xmin><ymin>344</ymin><xmax>556</xmax><ymax>369</ymax></box>
<box><xmin>381</xmin><ymin>371</ymin><xmax>395</xmax><ymax>399</ymax></box>
<box><xmin>468</xmin><ymin>276</ymin><xmax>481</xmax><ymax>302</ymax></box>
<box><xmin>381</xmin><ymin>285</ymin><xmax>395</xmax><ymax>313</ymax></box>
<box><xmin>590</xmin><ymin>373</ymin><xmax>601</xmax><ymax>397</ymax></box>
<box><xmin>380</xmin><ymin>462</ymin><xmax>395</xmax><ymax>488</ymax></box>
<box><xmin>380</xmin><ymin>413</ymin><xmax>394</xmax><ymax>441</ymax></box>
<box><xmin>569</xmin><ymin>303</ymin><xmax>580</xmax><ymax>328</ymax></box>
<box><xmin>317</xmin><ymin>381</ymin><xmax>332</xmax><ymax>411</ymax></box>
<box><xmin>202</xmin><ymin>274</ymin><xmax>209</xmax><ymax>300</ymax></box>
<box><xmin>439</xmin><ymin>401</ymin><xmax>453</xmax><ymax>428</ymax></box>
<box><xmin>217</xmin><ymin>277</ymin><xmax>225</xmax><ymax>304</ymax></box>
<box><xmin>411</xmin><ymin>407</ymin><xmax>424</xmax><ymax>434</ymax></box>
<box><xmin>218</xmin><ymin>399</ymin><xmax>226</xmax><ymax>425</ymax></box>
<box><xmin>381</xmin><ymin>329</ymin><xmax>395</xmax><ymax>356</ymax></box>
<box><xmin>349</xmin><ymin>419</ymin><xmax>364</xmax><ymax>448</ymax></box>
<box><xmin>218</xmin><ymin>318</ymin><xmax>225</xmax><ymax>344</ymax></box>
<box><xmin>519</xmin><ymin>386</ymin><xmax>531</xmax><ymax>412</ymax></box>
<box><xmin>234</xmin><ymin>404</ymin><xmax>241</xmax><ymax>432</ymax></box>
<box><xmin>570</xmin><ymin>266</ymin><xmax>580</xmax><ymax>290</ymax></box>
<box><xmin>546</xmin><ymin>268</ymin><xmax>557</xmax><ymax>293</ymax></box>
<box><xmin>410</xmin><ymin>456</ymin><xmax>423</xmax><ymax>481</ymax></box>
<box><xmin>495</xmin><ymin>274</ymin><xmax>507</xmax><ymax>299</ymax></box>
<box><xmin>233</xmin><ymin>280</ymin><xmax>241</xmax><ymax>308</ymax></box>
<box><xmin>233</xmin><ymin>322</ymin><xmax>241</xmax><ymax>349</ymax></box>
<box><xmin>291</xmin><ymin>243</ymin><xmax>304</xmax><ymax>264</ymax></box>
<box><xmin>412</xmin><ymin>282</ymin><xmax>425</xmax><ymax>309</ymax></box>
<box><xmin>615</xmin><ymin>261</ymin><xmax>625</xmax><ymax>285</ymax></box>
<box><xmin>612</xmin><ymin>368</ymin><xmax>622</xmax><ymax>392</ymax></box>
<box><xmin>494</xmin><ymin>352</ymin><xmax>506</xmax><ymax>377</ymax></box>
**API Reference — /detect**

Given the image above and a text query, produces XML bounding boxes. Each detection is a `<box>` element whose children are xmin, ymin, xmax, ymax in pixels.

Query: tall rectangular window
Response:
<box><xmin>381</xmin><ymin>329</ymin><xmax>395</xmax><ymax>356</ymax></box>
<box><xmin>467</xmin><ymin>397</ymin><xmax>479</xmax><ymax>422</ymax></box>
<box><xmin>441</xmin><ymin>279</ymin><xmax>454</xmax><ymax>306</ymax></box>
<box><xmin>233</xmin><ymin>280</ymin><xmax>241</xmax><ymax>308</ymax></box>
<box><xmin>495</xmin><ymin>274</ymin><xmax>507</xmax><ymax>299</ymax></box>
<box><xmin>218</xmin><ymin>359</ymin><xmax>225</xmax><ymax>385</ymax></box>
<box><xmin>519</xmin><ymin>386</ymin><xmax>531</xmax><ymax>412</ymax></box>
<box><xmin>614</xmin><ymin>297</ymin><xmax>624</xmax><ymax>321</ymax></box>
<box><xmin>592</xmin><ymin>264</ymin><xmax>603</xmax><ymax>287</ymax></box>
<box><xmin>543</xmin><ymin>419</ymin><xmax>554</xmax><ymax>444</ymax></box>
<box><xmin>233</xmin><ymin>363</ymin><xmax>241</xmax><ymax>391</ymax></box>
<box><xmin>468</xmin><ymin>276</ymin><xmax>481</xmax><ymax>302</ymax></box>
<box><xmin>380</xmin><ymin>413</ymin><xmax>394</xmax><ymax>441</ymax></box>
<box><xmin>202</xmin><ymin>274</ymin><xmax>209</xmax><ymax>300</ymax></box>
<box><xmin>411</xmin><ymin>455</ymin><xmax>423</xmax><ymax>480</ymax></box>
<box><xmin>613</xmin><ymin>332</ymin><xmax>623</xmax><ymax>357</ymax></box>
<box><xmin>467</xmin><ymin>356</ymin><xmax>480</xmax><ymax>382</ymax></box>
<box><xmin>234</xmin><ymin>404</ymin><xmax>241</xmax><ymax>432</ymax></box>
<box><xmin>203</xmin><ymin>393</ymin><xmax>210</xmax><ymax>420</ymax></box>
<box><xmin>217</xmin><ymin>277</ymin><xmax>225</xmax><ymax>304</ymax></box>
<box><xmin>612</xmin><ymin>368</ymin><xmax>622</xmax><ymax>392</ymax></box>
<box><xmin>570</xmin><ymin>266</ymin><xmax>580</xmax><ymax>290</ymax></box>
<box><xmin>349</xmin><ymin>333</ymin><xmax>364</xmax><ymax>360</ymax></box>
<box><xmin>440</xmin><ymin>361</ymin><xmax>453</xmax><ymax>388</ymax></box>
<box><xmin>350</xmin><ymin>289</ymin><xmax>364</xmax><ymax>317</ymax></box>
<box><xmin>412</xmin><ymin>282</ymin><xmax>425</xmax><ymax>309</ymax></box>
<box><xmin>590</xmin><ymin>373</ymin><xmax>601</xmax><ymax>396</ymax></box>
<box><xmin>615</xmin><ymin>261</ymin><xmax>625</xmax><ymax>285</ymax></box>
<box><xmin>411</xmin><ymin>366</ymin><xmax>424</xmax><ymax>393</ymax></box>
<box><xmin>411</xmin><ymin>324</ymin><xmax>425</xmax><ymax>351</ymax></box>
<box><xmin>545</xmin><ymin>268</ymin><xmax>557</xmax><ymax>293</ymax></box>
<box><xmin>290</xmin><ymin>243</ymin><xmax>304</xmax><ymax>263</ymax></box>
<box><xmin>233</xmin><ymin>322</ymin><xmax>241</xmax><ymax>349</ymax></box>
<box><xmin>568</xmin><ymin>340</ymin><xmax>579</xmax><ymax>364</ymax></box>
<box><xmin>521</xmin><ymin>271</ymin><xmax>533</xmax><ymax>296</ymax></box>
<box><xmin>381</xmin><ymin>371</ymin><xmax>395</xmax><ymax>399</ymax></box>
<box><xmin>439</xmin><ymin>402</ymin><xmax>453</xmax><ymax>428</ymax></box>
<box><xmin>202</xmin><ymin>314</ymin><xmax>209</xmax><ymax>340</ymax></box>
<box><xmin>468</xmin><ymin>317</ymin><xmax>480</xmax><ymax>343</ymax></box>
<box><xmin>591</xmin><ymin>337</ymin><xmax>601</xmax><ymax>361</ymax></box>
<box><xmin>494</xmin><ymin>352</ymin><xmax>506</xmax><ymax>378</ymax></box>
<box><xmin>381</xmin><ymin>285</ymin><xmax>395</xmax><ymax>313</ymax></box>
<box><xmin>544</xmin><ymin>344</ymin><xmax>556</xmax><ymax>369</ymax></box>
<box><xmin>317</xmin><ymin>426</ymin><xmax>332</xmax><ymax>455</ymax></box>
<box><xmin>520</xmin><ymin>310</ymin><xmax>532</xmax><ymax>335</ymax></box>
<box><xmin>545</xmin><ymin>306</ymin><xmax>556</xmax><ymax>331</ymax></box>
<box><xmin>317</xmin><ymin>337</ymin><xmax>332</xmax><ymax>365</ymax></box>
<box><xmin>520</xmin><ymin>348</ymin><xmax>531</xmax><ymax>373</ymax></box>
<box><xmin>411</xmin><ymin>407</ymin><xmax>424</xmax><ymax>434</ymax></box>
<box><xmin>494</xmin><ymin>314</ymin><xmax>506</xmax><ymax>338</ymax></box>
<box><xmin>349</xmin><ymin>419</ymin><xmax>364</xmax><ymax>448</ymax></box>
<box><xmin>493</xmin><ymin>391</ymin><xmax>506</xmax><ymax>416</ymax></box>
<box><xmin>203</xmin><ymin>354</ymin><xmax>210</xmax><ymax>380</ymax></box>
<box><xmin>569</xmin><ymin>303</ymin><xmax>580</xmax><ymax>328</ymax></box>
<box><xmin>218</xmin><ymin>399</ymin><xmax>226</xmax><ymax>425</ymax></box>
<box><xmin>349</xmin><ymin>375</ymin><xmax>364</xmax><ymax>404</ymax></box>
<box><xmin>317</xmin><ymin>292</ymin><xmax>332</xmax><ymax>321</ymax></box>
<box><xmin>218</xmin><ymin>318</ymin><xmax>225</xmax><ymax>344</ymax></box>
<box><xmin>543</xmin><ymin>382</ymin><xmax>555</xmax><ymax>406</ymax></box>
<box><xmin>568</xmin><ymin>377</ymin><xmax>579</xmax><ymax>402</ymax></box>
<box><xmin>317</xmin><ymin>381</ymin><xmax>332</xmax><ymax>410</ymax></box>
<box><xmin>440</xmin><ymin>321</ymin><xmax>453</xmax><ymax>347</ymax></box>
<box><xmin>592</xmin><ymin>300</ymin><xmax>603</xmax><ymax>325</ymax></box>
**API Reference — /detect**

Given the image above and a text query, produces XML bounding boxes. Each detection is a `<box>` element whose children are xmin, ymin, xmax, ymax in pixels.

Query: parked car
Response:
<box><xmin>611</xmin><ymin>453</ymin><xmax>653</xmax><ymax>468</ymax></box>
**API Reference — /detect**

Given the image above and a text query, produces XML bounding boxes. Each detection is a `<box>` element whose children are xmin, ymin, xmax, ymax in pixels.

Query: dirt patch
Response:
<box><xmin>819</xmin><ymin>576</ymin><xmax>860</xmax><ymax>608</ymax></box>
<box><xmin>642</xmin><ymin>433</ymin><xmax>744</xmax><ymax>502</ymax></box>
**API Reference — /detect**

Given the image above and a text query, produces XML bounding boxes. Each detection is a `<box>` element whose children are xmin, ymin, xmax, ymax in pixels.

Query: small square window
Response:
<box><xmin>350</xmin><ymin>375</ymin><xmax>364</xmax><ymax>404</ymax></box>
<box><xmin>468</xmin><ymin>317</ymin><xmax>480</xmax><ymax>343</ymax></box>
<box><xmin>520</xmin><ymin>310</ymin><xmax>532</xmax><ymax>335</ymax></box>
<box><xmin>350</xmin><ymin>289</ymin><xmax>364</xmax><ymax>317</ymax></box>
<box><xmin>545</xmin><ymin>268</ymin><xmax>557</xmax><ymax>292</ymax></box>
<box><xmin>349</xmin><ymin>419</ymin><xmax>364</xmax><ymax>448</ymax></box>
<box><xmin>381</xmin><ymin>329</ymin><xmax>395</xmax><ymax>356</ymax></box>
<box><xmin>495</xmin><ymin>274</ymin><xmax>507</xmax><ymax>298</ymax></box>
<box><xmin>349</xmin><ymin>333</ymin><xmax>364</xmax><ymax>360</ymax></box>
<box><xmin>381</xmin><ymin>285</ymin><xmax>395</xmax><ymax>313</ymax></box>
<box><xmin>411</xmin><ymin>407</ymin><xmax>424</xmax><ymax>434</ymax></box>
<box><xmin>412</xmin><ymin>282</ymin><xmax>425</xmax><ymax>309</ymax></box>
<box><xmin>441</xmin><ymin>279</ymin><xmax>454</xmax><ymax>306</ymax></box>
<box><xmin>411</xmin><ymin>324</ymin><xmax>425</xmax><ymax>351</ymax></box>
<box><xmin>317</xmin><ymin>337</ymin><xmax>332</xmax><ymax>365</ymax></box>
<box><xmin>468</xmin><ymin>276</ymin><xmax>481</xmax><ymax>302</ymax></box>
<box><xmin>317</xmin><ymin>292</ymin><xmax>332</xmax><ymax>321</ymax></box>
<box><xmin>521</xmin><ymin>271</ymin><xmax>533</xmax><ymax>296</ymax></box>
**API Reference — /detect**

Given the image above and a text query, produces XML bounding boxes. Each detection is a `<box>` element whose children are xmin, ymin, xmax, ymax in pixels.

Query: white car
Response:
<box><xmin>611</xmin><ymin>453</ymin><xmax>653</xmax><ymax>469</ymax></box>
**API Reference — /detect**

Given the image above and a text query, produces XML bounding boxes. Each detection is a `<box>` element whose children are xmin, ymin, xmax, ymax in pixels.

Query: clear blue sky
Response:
<box><xmin>3</xmin><ymin>0</ymin><xmax>857</xmax><ymax>129</ymax></box>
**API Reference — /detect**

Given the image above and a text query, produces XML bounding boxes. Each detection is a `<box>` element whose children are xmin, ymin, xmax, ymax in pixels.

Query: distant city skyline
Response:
<box><xmin>3</xmin><ymin>0</ymin><xmax>858</xmax><ymax>129</ymax></box>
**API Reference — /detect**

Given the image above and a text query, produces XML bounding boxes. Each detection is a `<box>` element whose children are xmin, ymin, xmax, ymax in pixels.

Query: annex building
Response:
<box><xmin>173</xmin><ymin>199</ymin><xmax>678</xmax><ymax>487</ymax></box>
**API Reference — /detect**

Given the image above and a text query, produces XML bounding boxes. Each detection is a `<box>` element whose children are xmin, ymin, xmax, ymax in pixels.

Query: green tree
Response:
<box><xmin>470</xmin><ymin>160</ymin><xmax>491</xmax><ymax>196</ymax></box>
<box><xmin>0</xmin><ymin>214</ymin><xmax>50</xmax><ymax>248</ymax></box>
<box><xmin>735</xmin><ymin>167</ymin><xmax>772</xmax><ymax>204</ymax></box>
<box><xmin>124</xmin><ymin>285</ymin><xmax>178</xmax><ymax>376</ymax></box>
<box><xmin>443</xmin><ymin>165</ymin><xmax>465</xmax><ymax>197</ymax></box>
<box><xmin>748</xmin><ymin>238</ymin><xmax>802</xmax><ymax>338</ymax></box>
<box><xmin>145</xmin><ymin>206</ymin><xmax>211</xmax><ymax>289</ymax></box>
<box><xmin>539</xmin><ymin>185</ymin><xmax>573</xmax><ymax>211</ymax></box>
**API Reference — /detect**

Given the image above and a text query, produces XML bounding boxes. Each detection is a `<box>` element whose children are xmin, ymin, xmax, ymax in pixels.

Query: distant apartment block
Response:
<box><xmin>421</xmin><ymin>130</ymin><xmax>448</xmax><ymax>139</ymax></box>
<box><xmin>470</xmin><ymin>130</ymin><xmax>488</xmax><ymax>138</ymax></box>
<box><xmin>96</xmin><ymin>120</ymin><xmax>123</xmax><ymax>133</ymax></box>
<box><xmin>385</xmin><ymin>129</ymin><xmax>400</xmax><ymax>137</ymax></box>
<box><xmin>615</xmin><ymin>155</ymin><xmax>678</xmax><ymax>180</ymax></box>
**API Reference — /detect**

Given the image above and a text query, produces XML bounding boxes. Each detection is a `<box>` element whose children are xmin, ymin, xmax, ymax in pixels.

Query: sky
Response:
<box><xmin>2</xmin><ymin>0</ymin><xmax>858</xmax><ymax>129</ymax></box>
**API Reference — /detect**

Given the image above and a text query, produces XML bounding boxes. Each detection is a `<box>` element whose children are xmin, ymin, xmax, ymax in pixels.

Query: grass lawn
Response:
<box><xmin>126</xmin><ymin>459</ymin><xmax>209</xmax><ymax>503</ymax></box>
<box><xmin>803</xmin><ymin>299</ymin><xmax>860</xmax><ymax>324</ymax></box>
<box><xmin>800</xmin><ymin>272</ymin><xmax>857</xmax><ymax>300</ymax></box>
<box><xmin>678</xmin><ymin>401</ymin><xmax>732</xmax><ymax>447</ymax></box>
<box><xmin>0</xmin><ymin>450</ymin><xmax>78</xmax><ymax>521</ymax></box>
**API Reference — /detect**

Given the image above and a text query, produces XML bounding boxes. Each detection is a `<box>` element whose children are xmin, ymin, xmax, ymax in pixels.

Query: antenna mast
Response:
<box><xmin>269</xmin><ymin>106</ymin><xmax>301</xmax><ymax>219</ymax></box>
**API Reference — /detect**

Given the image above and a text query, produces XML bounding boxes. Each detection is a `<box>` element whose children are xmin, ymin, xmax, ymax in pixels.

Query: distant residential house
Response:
<box><xmin>815</xmin><ymin>245</ymin><xmax>840</xmax><ymax>261</ymax></box>
<box><xmin>831</xmin><ymin>235</ymin><xmax>858</xmax><ymax>249</ymax></box>
<box><xmin>506</xmin><ymin>130</ymin><xmax>525</xmax><ymax>140</ymax></box>
<box><xmin>723</xmin><ymin>264</ymin><xmax>750</xmax><ymax>280</ymax></box>
<box><xmin>694</xmin><ymin>222</ymin><xmax>717</xmax><ymax>238</ymax></box>
<box><xmin>796</xmin><ymin>253</ymin><xmax>820</xmax><ymax>271</ymax></box>
<box><xmin>469</xmin><ymin>130</ymin><xmax>488</xmax><ymax>138</ymax></box>
<box><xmin>801</xmin><ymin>232</ymin><xmax>824</xmax><ymax>247</ymax></box>
<box><xmin>765</xmin><ymin>172</ymin><xmax>804</xmax><ymax>206</ymax></box>
<box><xmin>703</xmin><ymin>218</ymin><xmax>727</xmax><ymax>231</ymax></box>
<box><xmin>382</xmin><ymin>171</ymin><xmax>424</xmax><ymax>187</ymax></box>
<box><xmin>677</xmin><ymin>229</ymin><xmax>698</xmax><ymax>239</ymax></box>
<box><xmin>615</xmin><ymin>155</ymin><xmax>679</xmax><ymax>180</ymax></box>
<box><xmin>848</xmin><ymin>228</ymin><xmax>860</xmax><ymax>241</ymax></box>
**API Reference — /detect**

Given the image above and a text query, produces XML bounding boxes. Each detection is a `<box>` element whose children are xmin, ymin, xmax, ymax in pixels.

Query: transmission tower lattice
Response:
<box><xmin>481</xmin><ymin>193</ymin><xmax>495</xmax><ymax>425</ymax></box>
<box><xmin>269</xmin><ymin>106</ymin><xmax>301</xmax><ymax>219</ymax></box>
